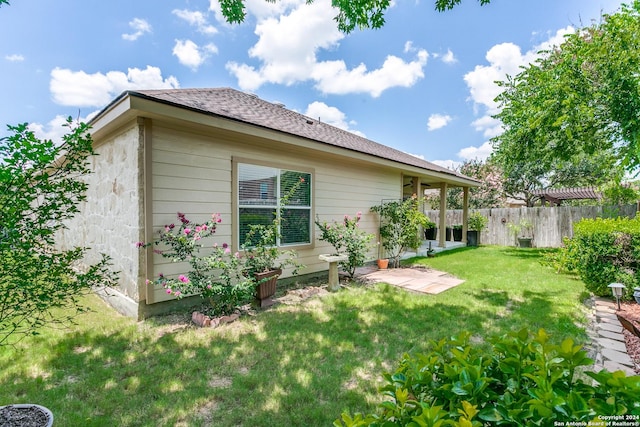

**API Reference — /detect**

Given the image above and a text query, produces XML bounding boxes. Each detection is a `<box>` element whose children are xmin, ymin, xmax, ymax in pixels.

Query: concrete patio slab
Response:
<box><xmin>597</xmin><ymin>329</ymin><xmax>627</xmax><ymax>342</ymax></box>
<box><xmin>595</xmin><ymin>337</ymin><xmax>628</xmax><ymax>353</ymax></box>
<box><xmin>356</xmin><ymin>266</ymin><xmax>464</xmax><ymax>295</ymax></box>
<box><xmin>598</xmin><ymin>322</ymin><xmax>623</xmax><ymax>333</ymax></box>
<box><xmin>601</xmin><ymin>348</ymin><xmax>634</xmax><ymax>367</ymax></box>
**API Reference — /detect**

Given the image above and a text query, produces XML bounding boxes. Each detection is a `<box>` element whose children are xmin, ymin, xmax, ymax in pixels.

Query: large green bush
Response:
<box><xmin>335</xmin><ymin>329</ymin><xmax>640</xmax><ymax>426</ymax></box>
<box><xmin>562</xmin><ymin>216</ymin><xmax>640</xmax><ymax>300</ymax></box>
<box><xmin>0</xmin><ymin>121</ymin><xmax>115</xmax><ymax>346</ymax></box>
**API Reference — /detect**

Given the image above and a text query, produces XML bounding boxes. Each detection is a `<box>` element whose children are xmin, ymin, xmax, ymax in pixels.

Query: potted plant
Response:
<box><xmin>507</xmin><ymin>218</ymin><xmax>534</xmax><ymax>248</ymax></box>
<box><xmin>241</xmin><ymin>177</ymin><xmax>305</xmax><ymax>307</ymax></box>
<box><xmin>242</xmin><ymin>223</ymin><xmax>301</xmax><ymax>308</ymax></box>
<box><xmin>376</xmin><ymin>257</ymin><xmax>389</xmax><ymax>269</ymax></box>
<box><xmin>423</xmin><ymin>217</ymin><xmax>437</xmax><ymax>240</ymax></box>
<box><xmin>424</xmin><ymin>225</ymin><xmax>437</xmax><ymax>240</ymax></box>
<box><xmin>452</xmin><ymin>225</ymin><xmax>463</xmax><ymax>242</ymax></box>
<box><xmin>370</xmin><ymin>195</ymin><xmax>431</xmax><ymax>268</ymax></box>
<box><xmin>467</xmin><ymin>212</ymin><xmax>488</xmax><ymax>247</ymax></box>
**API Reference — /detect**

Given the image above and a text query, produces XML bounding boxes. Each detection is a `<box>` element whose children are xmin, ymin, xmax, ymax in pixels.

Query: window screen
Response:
<box><xmin>238</xmin><ymin>163</ymin><xmax>311</xmax><ymax>247</ymax></box>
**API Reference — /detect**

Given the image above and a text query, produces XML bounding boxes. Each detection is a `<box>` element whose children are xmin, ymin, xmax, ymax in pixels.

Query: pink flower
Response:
<box><xmin>135</xmin><ymin>242</ymin><xmax>145</xmax><ymax>248</ymax></box>
<box><xmin>179</xmin><ymin>275</ymin><xmax>189</xmax><ymax>283</ymax></box>
<box><xmin>184</xmin><ymin>228</ymin><xmax>191</xmax><ymax>235</ymax></box>
<box><xmin>207</xmin><ymin>285</ymin><xmax>212</xmax><ymax>290</ymax></box>
<box><xmin>195</xmin><ymin>226</ymin><xmax>202</xmax><ymax>233</ymax></box>
<box><xmin>356</xmin><ymin>211</ymin><xmax>362</xmax><ymax>217</ymax></box>
<box><xmin>166</xmin><ymin>288</ymin><xmax>172</xmax><ymax>294</ymax></box>
<box><xmin>225</xmin><ymin>248</ymin><xmax>231</xmax><ymax>254</ymax></box>
<box><xmin>213</xmin><ymin>243</ymin><xmax>218</xmax><ymax>248</ymax></box>
<box><xmin>174</xmin><ymin>291</ymin><xmax>182</xmax><ymax>297</ymax></box>
<box><xmin>234</xmin><ymin>252</ymin><xmax>240</xmax><ymax>258</ymax></box>
<box><xmin>145</xmin><ymin>279</ymin><xmax>151</xmax><ymax>285</ymax></box>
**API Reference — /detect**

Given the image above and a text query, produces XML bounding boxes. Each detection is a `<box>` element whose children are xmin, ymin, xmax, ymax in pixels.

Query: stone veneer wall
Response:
<box><xmin>56</xmin><ymin>122</ymin><xmax>144</xmax><ymax>307</ymax></box>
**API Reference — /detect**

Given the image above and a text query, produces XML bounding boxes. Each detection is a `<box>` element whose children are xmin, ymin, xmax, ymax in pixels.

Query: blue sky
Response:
<box><xmin>0</xmin><ymin>0</ymin><xmax>624</xmax><ymax>169</ymax></box>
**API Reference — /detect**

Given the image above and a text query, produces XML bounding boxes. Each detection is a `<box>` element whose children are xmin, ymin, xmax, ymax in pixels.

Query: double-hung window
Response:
<box><xmin>237</xmin><ymin>162</ymin><xmax>312</xmax><ymax>248</ymax></box>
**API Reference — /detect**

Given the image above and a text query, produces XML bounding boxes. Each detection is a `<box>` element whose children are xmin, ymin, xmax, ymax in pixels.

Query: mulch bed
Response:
<box><xmin>617</xmin><ymin>301</ymin><xmax>640</xmax><ymax>375</ymax></box>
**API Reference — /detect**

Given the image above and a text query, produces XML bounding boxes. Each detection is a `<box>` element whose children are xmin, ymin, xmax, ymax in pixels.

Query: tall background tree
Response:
<box><xmin>492</xmin><ymin>2</ymin><xmax>640</xmax><ymax>196</ymax></box>
<box><xmin>425</xmin><ymin>159</ymin><xmax>506</xmax><ymax>209</ymax></box>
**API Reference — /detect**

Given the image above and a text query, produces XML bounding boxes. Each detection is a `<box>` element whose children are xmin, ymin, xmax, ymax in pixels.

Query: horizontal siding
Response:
<box><xmin>149</xmin><ymin>123</ymin><xmax>403</xmax><ymax>303</ymax></box>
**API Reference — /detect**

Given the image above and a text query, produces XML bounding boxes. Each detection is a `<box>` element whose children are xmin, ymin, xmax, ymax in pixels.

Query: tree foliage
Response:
<box><xmin>499</xmin><ymin>151</ymin><xmax>621</xmax><ymax>207</ymax></box>
<box><xmin>335</xmin><ymin>328</ymin><xmax>640</xmax><ymax>426</ymax></box>
<box><xmin>0</xmin><ymin>121</ymin><xmax>115</xmax><ymax>345</ymax></box>
<box><xmin>370</xmin><ymin>196</ymin><xmax>432</xmax><ymax>268</ymax></box>
<box><xmin>492</xmin><ymin>2</ymin><xmax>640</xmax><ymax>180</ymax></box>
<box><xmin>217</xmin><ymin>0</ymin><xmax>492</xmax><ymax>33</ymax></box>
<box><xmin>426</xmin><ymin>159</ymin><xmax>505</xmax><ymax>209</ymax></box>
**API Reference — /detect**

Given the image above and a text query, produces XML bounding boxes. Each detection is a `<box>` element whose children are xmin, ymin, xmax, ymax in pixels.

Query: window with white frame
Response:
<box><xmin>237</xmin><ymin>163</ymin><xmax>312</xmax><ymax>247</ymax></box>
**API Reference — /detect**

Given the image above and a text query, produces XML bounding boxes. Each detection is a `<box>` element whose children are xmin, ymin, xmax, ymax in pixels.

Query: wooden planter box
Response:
<box><xmin>254</xmin><ymin>268</ymin><xmax>282</xmax><ymax>308</ymax></box>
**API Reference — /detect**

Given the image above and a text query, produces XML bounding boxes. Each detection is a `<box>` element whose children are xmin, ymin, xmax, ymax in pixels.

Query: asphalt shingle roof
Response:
<box><xmin>129</xmin><ymin>88</ymin><xmax>472</xmax><ymax>182</ymax></box>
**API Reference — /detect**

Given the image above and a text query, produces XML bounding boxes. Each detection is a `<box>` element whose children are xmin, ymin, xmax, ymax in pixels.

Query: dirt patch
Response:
<box><xmin>617</xmin><ymin>301</ymin><xmax>640</xmax><ymax>374</ymax></box>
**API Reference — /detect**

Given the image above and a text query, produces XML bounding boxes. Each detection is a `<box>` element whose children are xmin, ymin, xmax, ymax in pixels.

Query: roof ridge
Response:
<box><xmin>128</xmin><ymin>87</ymin><xmax>475</xmax><ymax>182</ymax></box>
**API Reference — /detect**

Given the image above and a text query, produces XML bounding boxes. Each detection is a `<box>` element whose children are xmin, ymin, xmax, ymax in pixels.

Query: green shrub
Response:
<box><xmin>335</xmin><ymin>329</ymin><xmax>640</xmax><ymax>426</ymax></box>
<box><xmin>370</xmin><ymin>196</ymin><xmax>432</xmax><ymax>268</ymax></box>
<box><xmin>467</xmin><ymin>211</ymin><xmax>488</xmax><ymax>232</ymax></box>
<box><xmin>315</xmin><ymin>212</ymin><xmax>375</xmax><ymax>278</ymax></box>
<box><xmin>564</xmin><ymin>216</ymin><xmax>640</xmax><ymax>300</ymax></box>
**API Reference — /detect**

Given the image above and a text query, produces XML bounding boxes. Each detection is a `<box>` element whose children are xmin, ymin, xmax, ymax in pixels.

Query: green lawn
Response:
<box><xmin>0</xmin><ymin>246</ymin><xmax>590</xmax><ymax>426</ymax></box>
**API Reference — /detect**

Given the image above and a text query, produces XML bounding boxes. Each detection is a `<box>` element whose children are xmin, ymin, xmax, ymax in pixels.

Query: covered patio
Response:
<box><xmin>401</xmin><ymin>174</ymin><xmax>480</xmax><ymax>249</ymax></box>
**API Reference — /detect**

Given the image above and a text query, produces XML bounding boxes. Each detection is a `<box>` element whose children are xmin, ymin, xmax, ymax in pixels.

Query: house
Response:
<box><xmin>57</xmin><ymin>88</ymin><xmax>479</xmax><ymax>319</ymax></box>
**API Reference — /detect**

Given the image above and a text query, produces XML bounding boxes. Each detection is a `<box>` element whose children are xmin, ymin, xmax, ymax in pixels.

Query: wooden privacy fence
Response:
<box><xmin>425</xmin><ymin>205</ymin><xmax>638</xmax><ymax>248</ymax></box>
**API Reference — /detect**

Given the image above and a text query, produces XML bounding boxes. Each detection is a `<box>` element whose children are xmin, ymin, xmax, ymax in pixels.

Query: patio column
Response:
<box><xmin>462</xmin><ymin>187</ymin><xmax>469</xmax><ymax>244</ymax></box>
<box><xmin>413</xmin><ymin>176</ymin><xmax>423</xmax><ymax>243</ymax></box>
<box><xmin>438</xmin><ymin>182</ymin><xmax>447</xmax><ymax>248</ymax></box>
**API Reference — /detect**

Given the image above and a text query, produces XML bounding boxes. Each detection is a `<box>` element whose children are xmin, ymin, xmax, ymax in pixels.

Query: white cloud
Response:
<box><xmin>5</xmin><ymin>54</ymin><xmax>25</xmax><ymax>62</ymax></box>
<box><xmin>122</xmin><ymin>18</ymin><xmax>152</xmax><ymax>41</ymax></box>
<box><xmin>312</xmin><ymin>51</ymin><xmax>428</xmax><ymax>97</ymax></box>
<box><xmin>457</xmin><ymin>141</ymin><xmax>493</xmax><ymax>161</ymax></box>
<box><xmin>441</xmin><ymin>49</ymin><xmax>456</xmax><ymax>64</ymax></box>
<box><xmin>304</xmin><ymin>101</ymin><xmax>365</xmax><ymax>137</ymax></box>
<box><xmin>172</xmin><ymin>9</ymin><xmax>218</xmax><ymax>35</ymax></box>
<box><xmin>50</xmin><ymin>65</ymin><xmax>179</xmax><ymax>107</ymax></box>
<box><xmin>464</xmin><ymin>26</ymin><xmax>573</xmax><ymax>137</ymax></box>
<box><xmin>471</xmin><ymin>115</ymin><xmax>502</xmax><ymax>138</ymax></box>
<box><xmin>173</xmin><ymin>40</ymin><xmax>218</xmax><ymax>70</ymax></box>
<box><xmin>226</xmin><ymin>0</ymin><xmax>428</xmax><ymax>97</ymax></box>
<box><xmin>28</xmin><ymin>113</ymin><xmax>98</xmax><ymax>145</ymax></box>
<box><xmin>427</xmin><ymin>113</ymin><xmax>452</xmax><ymax>131</ymax></box>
